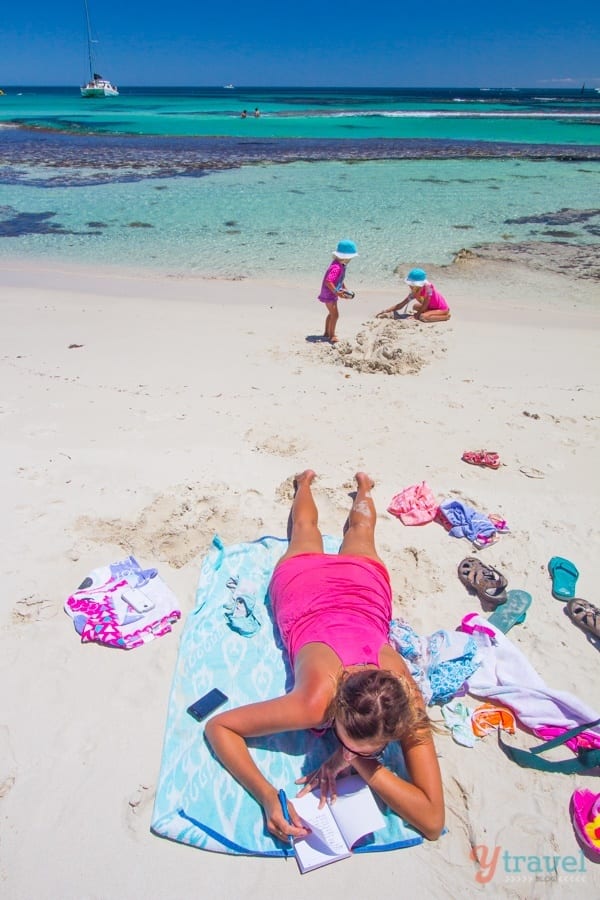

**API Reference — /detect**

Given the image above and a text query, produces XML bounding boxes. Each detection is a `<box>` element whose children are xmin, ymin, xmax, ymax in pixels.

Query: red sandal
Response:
<box><xmin>461</xmin><ymin>449</ymin><xmax>501</xmax><ymax>470</ymax></box>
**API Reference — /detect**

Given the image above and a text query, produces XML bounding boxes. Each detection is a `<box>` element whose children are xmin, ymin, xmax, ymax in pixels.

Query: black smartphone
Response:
<box><xmin>187</xmin><ymin>688</ymin><xmax>229</xmax><ymax>722</ymax></box>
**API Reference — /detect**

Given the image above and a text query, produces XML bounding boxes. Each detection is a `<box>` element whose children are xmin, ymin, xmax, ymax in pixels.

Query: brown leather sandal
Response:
<box><xmin>566</xmin><ymin>598</ymin><xmax>600</xmax><ymax>640</ymax></box>
<box><xmin>458</xmin><ymin>557</ymin><xmax>508</xmax><ymax>607</ymax></box>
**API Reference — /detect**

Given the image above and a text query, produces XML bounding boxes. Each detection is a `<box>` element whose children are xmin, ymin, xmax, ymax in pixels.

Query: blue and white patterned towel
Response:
<box><xmin>151</xmin><ymin>534</ymin><xmax>424</xmax><ymax>857</ymax></box>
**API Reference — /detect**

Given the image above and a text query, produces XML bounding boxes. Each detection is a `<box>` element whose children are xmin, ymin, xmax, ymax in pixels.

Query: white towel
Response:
<box><xmin>464</xmin><ymin>614</ymin><xmax>600</xmax><ymax>735</ymax></box>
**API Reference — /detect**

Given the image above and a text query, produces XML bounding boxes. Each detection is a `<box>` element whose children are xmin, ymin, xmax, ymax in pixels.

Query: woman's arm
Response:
<box><xmin>206</xmin><ymin>648</ymin><xmax>338</xmax><ymax>838</ymax></box>
<box><xmin>351</xmin><ymin>739</ymin><xmax>444</xmax><ymax>840</ymax></box>
<box><xmin>205</xmin><ymin>692</ymin><xmax>316</xmax><ymax>839</ymax></box>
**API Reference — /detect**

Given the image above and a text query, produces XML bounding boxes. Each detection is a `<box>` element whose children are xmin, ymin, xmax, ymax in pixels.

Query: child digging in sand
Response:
<box><xmin>376</xmin><ymin>268</ymin><xmax>451</xmax><ymax>323</ymax></box>
<box><xmin>317</xmin><ymin>239</ymin><xmax>358</xmax><ymax>343</ymax></box>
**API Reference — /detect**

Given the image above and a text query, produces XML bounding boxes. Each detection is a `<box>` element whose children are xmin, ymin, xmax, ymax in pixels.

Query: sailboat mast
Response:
<box><xmin>80</xmin><ymin>0</ymin><xmax>118</xmax><ymax>96</ymax></box>
<box><xmin>83</xmin><ymin>0</ymin><xmax>95</xmax><ymax>80</ymax></box>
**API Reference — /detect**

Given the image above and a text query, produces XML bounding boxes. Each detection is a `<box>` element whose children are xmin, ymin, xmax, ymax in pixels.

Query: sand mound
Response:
<box><xmin>334</xmin><ymin>319</ymin><xmax>437</xmax><ymax>375</ymax></box>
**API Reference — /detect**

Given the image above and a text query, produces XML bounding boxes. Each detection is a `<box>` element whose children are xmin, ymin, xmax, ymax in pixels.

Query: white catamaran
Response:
<box><xmin>80</xmin><ymin>0</ymin><xmax>118</xmax><ymax>97</ymax></box>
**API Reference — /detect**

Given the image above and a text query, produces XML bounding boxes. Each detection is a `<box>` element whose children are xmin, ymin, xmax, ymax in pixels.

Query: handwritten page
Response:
<box><xmin>328</xmin><ymin>776</ymin><xmax>386</xmax><ymax>848</ymax></box>
<box><xmin>292</xmin><ymin>775</ymin><xmax>385</xmax><ymax>873</ymax></box>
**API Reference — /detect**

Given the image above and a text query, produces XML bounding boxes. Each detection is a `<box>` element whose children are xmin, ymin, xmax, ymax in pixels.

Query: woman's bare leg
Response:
<box><xmin>339</xmin><ymin>472</ymin><xmax>383</xmax><ymax>563</ymax></box>
<box><xmin>277</xmin><ymin>470</ymin><xmax>324</xmax><ymax>564</ymax></box>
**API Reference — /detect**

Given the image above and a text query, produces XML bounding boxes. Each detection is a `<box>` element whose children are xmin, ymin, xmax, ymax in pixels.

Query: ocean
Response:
<box><xmin>1</xmin><ymin>86</ymin><xmax>599</xmax><ymax>284</ymax></box>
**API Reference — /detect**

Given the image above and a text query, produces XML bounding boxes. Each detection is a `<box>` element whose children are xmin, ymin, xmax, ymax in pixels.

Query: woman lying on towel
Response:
<box><xmin>205</xmin><ymin>470</ymin><xmax>444</xmax><ymax>843</ymax></box>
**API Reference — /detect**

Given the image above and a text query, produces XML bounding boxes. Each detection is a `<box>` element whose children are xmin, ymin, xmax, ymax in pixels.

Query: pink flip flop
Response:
<box><xmin>461</xmin><ymin>449</ymin><xmax>501</xmax><ymax>470</ymax></box>
<box><xmin>570</xmin><ymin>789</ymin><xmax>600</xmax><ymax>857</ymax></box>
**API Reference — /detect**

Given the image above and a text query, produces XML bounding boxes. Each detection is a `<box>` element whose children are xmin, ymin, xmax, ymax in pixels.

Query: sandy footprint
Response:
<box><xmin>447</xmin><ymin>774</ymin><xmax>479</xmax><ymax>855</ymax></box>
<box><xmin>126</xmin><ymin>783</ymin><xmax>154</xmax><ymax>836</ymax></box>
<box><xmin>244</xmin><ymin>428</ymin><xmax>306</xmax><ymax>458</ymax></box>
<box><xmin>0</xmin><ymin>726</ymin><xmax>16</xmax><ymax>800</ymax></box>
<box><xmin>12</xmin><ymin>595</ymin><xmax>56</xmax><ymax>624</ymax></box>
<box><xmin>388</xmin><ymin>546</ymin><xmax>445</xmax><ymax>612</ymax></box>
<box><xmin>441</xmin><ymin>487</ymin><xmax>489</xmax><ymax>509</ymax></box>
<box><xmin>275</xmin><ymin>475</ymin><xmax>297</xmax><ymax>504</ymax></box>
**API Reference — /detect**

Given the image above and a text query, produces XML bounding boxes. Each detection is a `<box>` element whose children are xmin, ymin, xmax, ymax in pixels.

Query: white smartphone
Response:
<box><xmin>121</xmin><ymin>587</ymin><xmax>155</xmax><ymax>614</ymax></box>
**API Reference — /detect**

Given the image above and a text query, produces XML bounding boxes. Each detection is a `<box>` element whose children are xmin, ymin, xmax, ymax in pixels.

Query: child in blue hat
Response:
<box><xmin>376</xmin><ymin>268</ymin><xmax>451</xmax><ymax>323</ymax></box>
<box><xmin>317</xmin><ymin>239</ymin><xmax>358</xmax><ymax>343</ymax></box>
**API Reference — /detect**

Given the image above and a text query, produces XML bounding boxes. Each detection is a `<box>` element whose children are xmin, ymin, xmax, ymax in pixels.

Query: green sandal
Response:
<box><xmin>548</xmin><ymin>556</ymin><xmax>579</xmax><ymax>600</ymax></box>
<box><xmin>488</xmin><ymin>589</ymin><xmax>532</xmax><ymax>633</ymax></box>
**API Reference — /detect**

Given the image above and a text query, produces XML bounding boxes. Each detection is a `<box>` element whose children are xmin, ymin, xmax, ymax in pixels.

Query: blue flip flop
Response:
<box><xmin>548</xmin><ymin>556</ymin><xmax>579</xmax><ymax>600</ymax></box>
<box><xmin>488</xmin><ymin>589</ymin><xmax>532</xmax><ymax>633</ymax></box>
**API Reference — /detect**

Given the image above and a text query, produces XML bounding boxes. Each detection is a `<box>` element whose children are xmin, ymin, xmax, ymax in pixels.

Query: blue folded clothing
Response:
<box><xmin>438</xmin><ymin>499</ymin><xmax>496</xmax><ymax>542</ymax></box>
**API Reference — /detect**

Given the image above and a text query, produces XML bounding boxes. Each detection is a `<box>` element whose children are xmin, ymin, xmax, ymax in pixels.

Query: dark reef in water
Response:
<box><xmin>1</xmin><ymin>129</ymin><xmax>599</xmax><ymax>187</ymax></box>
<box><xmin>502</xmin><ymin>207</ymin><xmax>600</xmax><ymax>244</ymax></box>
<box><xmin>0</xmin><ymin>206</ymin><xmax>92</xmax><ymax>237</ymax></box>
<box><xmin>505</xmin><ymin>208</ymin><xmax>600</xmax><ymax>226</ymax></box>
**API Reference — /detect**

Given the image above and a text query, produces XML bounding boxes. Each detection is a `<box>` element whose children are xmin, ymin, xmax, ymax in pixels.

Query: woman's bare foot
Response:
<box><xmin>329</xmin><ymin>335</ymin><xmax>339</xmax><ymax>344</ymax></box>
<box><xmin>355</xmin><ymin>471</ymin><xmax>375</xmax><ymax>493</ymax></box>
<box><xmin>294</xmin><ymin>469</ymin><xmax>317</xmax><ymax>490</ymax></box>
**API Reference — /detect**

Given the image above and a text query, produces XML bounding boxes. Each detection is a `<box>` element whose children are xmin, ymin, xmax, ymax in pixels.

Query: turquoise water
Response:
<box><xmin>1</xmin><ymin>87</ymin><xmax>599</xmax><ymax>282</ymax></box>
<box><xmin>2</xmin><ymin>86</ymin><xmax>600</xmax><ymax>143</ymax></box>
<box><xmin>1</xmin><ymin>158</ymin><xmax>598</xmax><ymax>284</ymax></box>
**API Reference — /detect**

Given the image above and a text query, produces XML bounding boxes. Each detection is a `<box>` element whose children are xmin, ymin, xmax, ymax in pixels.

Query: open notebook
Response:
<box><xmin>292</xmin><ymin>775</ymin><xmax>385</xmax><ymax>873</ymax></box>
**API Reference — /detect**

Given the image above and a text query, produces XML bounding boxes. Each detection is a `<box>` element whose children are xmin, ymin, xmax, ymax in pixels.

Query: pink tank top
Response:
<box><xmin>269</xmin><ymin>553</ymin><xmax>392</xmax><ymax>667</ymax></box>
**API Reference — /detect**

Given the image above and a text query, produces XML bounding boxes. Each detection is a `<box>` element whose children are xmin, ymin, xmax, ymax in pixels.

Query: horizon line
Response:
<box><xmin>3</xmin><ymin>82</ymin><xmax>600</xmax><ymax>91</ymax></box>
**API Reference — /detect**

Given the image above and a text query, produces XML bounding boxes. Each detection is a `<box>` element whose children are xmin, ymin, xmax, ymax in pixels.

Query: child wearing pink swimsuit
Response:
<box><xmin>376</xmin><ymin>267</ymin><xmax>451</xmax><ymax>323</ymax></box>
<box><xmin>317</xmin><ymin>238</ymin><xmax>358</xmax><ymax>343</ymax></box>
<box><xmin>416</xmin><ymin>282</ymin><xmax>449</xmax><ymax>312</ymax></box>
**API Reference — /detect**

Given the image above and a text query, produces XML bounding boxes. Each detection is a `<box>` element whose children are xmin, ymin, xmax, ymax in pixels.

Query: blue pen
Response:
<box><xmin>278</xmin><ymin>789</ymin><xmax>295</xmax><ymax>853</ymax></box>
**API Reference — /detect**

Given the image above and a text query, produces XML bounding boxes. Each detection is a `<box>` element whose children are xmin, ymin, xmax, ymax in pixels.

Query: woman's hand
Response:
<box><xmin>263</xmin><ymin>791</ymin><xmax>310</xmax><ymax>844</ymax></box>
<box><xmin>294</xmin><ymin>748</ymin><xmax>353</xmax><ymax>807</ymax></box>
<box><xmin>375</xmin><ymin>309</ymin><xmax>390</xmax><ymax>318</ymax></box>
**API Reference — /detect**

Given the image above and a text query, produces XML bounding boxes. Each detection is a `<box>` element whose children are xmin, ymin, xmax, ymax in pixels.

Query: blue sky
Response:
<box><xmin>2</xmin><ymin>1</ymin><xmax>599</xmax><ymax>87</ymax></box>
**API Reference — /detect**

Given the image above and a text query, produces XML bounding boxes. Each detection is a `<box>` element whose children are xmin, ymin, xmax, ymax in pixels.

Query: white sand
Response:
<box><xmin>1</xmin><ymin>255</ymin><xmax>599</xmax><ymax>898</ymax></box>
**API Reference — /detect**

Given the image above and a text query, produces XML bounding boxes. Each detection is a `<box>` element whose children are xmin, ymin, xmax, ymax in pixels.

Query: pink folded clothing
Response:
<box><xmin>388</xmin><ymin>481</ymin><xmax>439</xmax><ymax>526</ymax></box>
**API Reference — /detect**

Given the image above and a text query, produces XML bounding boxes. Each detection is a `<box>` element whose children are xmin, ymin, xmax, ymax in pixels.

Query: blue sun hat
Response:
<box><xmin>333</xmin><ymin>238</ymin><xmax>358</xmax><ymax>259</ymax></box>
<box><xmin>405</xmin><ymin>267</ymin><xmax>428</xmax><ymax>286</ymax></box>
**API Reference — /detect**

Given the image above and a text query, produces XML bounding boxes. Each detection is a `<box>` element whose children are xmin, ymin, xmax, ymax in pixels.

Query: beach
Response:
<box><xmin>1</xmin><ymin>246</ymin><xmax>599</xmax><ymax>898</ymax></box>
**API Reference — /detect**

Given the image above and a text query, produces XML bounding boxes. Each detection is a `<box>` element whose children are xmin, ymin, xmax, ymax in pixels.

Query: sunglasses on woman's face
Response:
<box><xmin>333</xmin><ymin>722</ymin><xmax>386</xmax><ymax>759</ymax></box>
